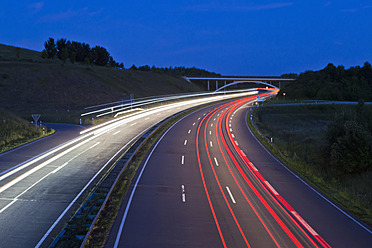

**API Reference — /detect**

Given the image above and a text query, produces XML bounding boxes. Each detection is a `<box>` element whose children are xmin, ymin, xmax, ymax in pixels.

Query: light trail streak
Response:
<box><xmin>223</xmin><ymin>91</ymin><xmax>330</xmax><ymax>247</ymax></box>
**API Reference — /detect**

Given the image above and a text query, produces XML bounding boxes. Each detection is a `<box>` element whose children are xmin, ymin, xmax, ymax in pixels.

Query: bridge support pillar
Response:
<box><xmin>216</xmin><ymin>80</ymin><xmax>218</xmax><ymax>90</ymax></box>
<box><xmin>207</xmin><ymin>80</ymin><xmax>210</xmax><ymax>91</ymax></box>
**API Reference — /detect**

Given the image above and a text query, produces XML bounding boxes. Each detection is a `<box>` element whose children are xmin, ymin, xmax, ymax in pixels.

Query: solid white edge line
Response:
<box><xmin>244</xmin><ymin>106</ymin><xmax>372</xmax><ymax>235</ymax></box>
<box><xmin>113</xmin><ymin>113</ymin><xmax>191</xmax><ymax>248</ymax></box>
<box><xmin>226</xmin><ymin>186</ymin><xmax>236</xmax><ymax>204</ymax></box>
<box><xmin>35</xmin><ymin>130</ymin><xmax>147</xmax><ymax>248</ymax></box>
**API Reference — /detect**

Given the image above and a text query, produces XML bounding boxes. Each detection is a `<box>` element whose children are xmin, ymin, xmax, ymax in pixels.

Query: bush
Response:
<box><xmin>327</xmin><ymin>113</ymin><xmax>372</xmax><ymax>176</ymax></box>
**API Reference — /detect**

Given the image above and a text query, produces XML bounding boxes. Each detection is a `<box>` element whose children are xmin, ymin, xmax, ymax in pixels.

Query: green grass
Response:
<box><xmin>0</xmin><ymin>109</ymin><xmax>54</xmax><ymax>153</ymax></box>
<box><xmin>249</xmin><ymin>104</ymin><xmax>372</xmax><ymax>226</ymax></box>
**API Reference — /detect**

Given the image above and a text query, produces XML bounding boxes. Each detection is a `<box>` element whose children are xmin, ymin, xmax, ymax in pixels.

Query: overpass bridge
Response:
<box><xmin>184</xmin><ymin>76</ymin><xmax>294</xmax><ymax>92</ymax></box>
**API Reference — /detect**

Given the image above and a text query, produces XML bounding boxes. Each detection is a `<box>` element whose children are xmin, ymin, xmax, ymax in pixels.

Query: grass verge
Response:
<box><xmin>0</xmin><ymin>128</ymin><xmax>55</xmax><ymax>154</ymax></box>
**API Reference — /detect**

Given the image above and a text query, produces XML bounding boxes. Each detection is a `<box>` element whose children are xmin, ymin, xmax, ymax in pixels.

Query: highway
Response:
<box><xmin>107</xmin><ymin>93</ymin><xmax>372</xmax><ymax>247</ymax></box>
<box><xmin>0</xmin><ymin>91</ymin><xmax>256</xmax><ymax>247</ymax></box>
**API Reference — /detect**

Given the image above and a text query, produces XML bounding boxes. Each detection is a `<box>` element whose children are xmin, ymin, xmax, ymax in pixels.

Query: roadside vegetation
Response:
<box><xmin>0</xmin><ymin>43</ymin><xmax>216</xmax><ymax>153</ymax></box>
<box><xmin>280</xmin><ymin>62</ymin><xmax>372</xmax><ymax>101</ymax></box>
<box><xmin>250</xmin><ymin>102</ymin><xmax>372</xmax><ymax>226</ymax></box>
<box><xmin>0</xmin><ymin>109</ymin><xmax>53</xmax><ymax>153</ymax></box>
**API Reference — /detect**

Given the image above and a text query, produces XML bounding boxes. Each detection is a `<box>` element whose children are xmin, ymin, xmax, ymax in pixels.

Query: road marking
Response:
<box><xmin>209</xmin><ymin>131</ymin><xmax>212</xmax><ymax>135</ymax></box>
<box><xmin>182</xmin><ymin>185</ymin><xmax>186</xmax><ymax>202</ymax></box>
<box><xmin>291</xmin><ymin>211</ymin><xmax>318</xmax><ymax>236</ymax></box>
<box><xmin>214</xmin><ymin>118</ymin><xmax>216</xmax><ymax>121</ymax></box>
<box><xmin>229</xmin><ymin>124</ymin><xmax>231</xmax><ymax>127</ymax></box>
<box><xmin>264</xmin><ymin>181</ymin><xmax>279</xmax><ymax>196</ymax></box>
<box><xmin>210</xmin><ymin>141</ymin><xmax>213</xmax><ymax>147</ymax></box>
<box><xmin>231</xmin><ymin>133</ymin><xmax>235</xmax><ymax>138</ymax></box>
<box><xmin>226</xmin><ymin>186</ymin><xmax>236</xmax><ymax>204</ymax></box>
<box><xmin>51</xmin><ymin>162</ymin><xmax>68</xmax><ymax>174</ymax></box>
<box><xmin>230</xmin><ymin>128</ymin><xmax>233</xmax><ymax>132</ymax></box>
<box><xmin>211</xmin><ymin>123</ymin><xmax>213</xmax><ymax>127</ymax></box>
<box><xmin>37</xmin><ymin>130</ymin><xmax>148</xmax><ymax>248</ymax></box>
<box><xmin>0</xmin><ymin>140</ymin><xmax>100</xmax><ymax>214</ymax></box>
<box><xmin>184</xmin><ymin>140</ymin><xmax>187</xmax><ymax>145</ymax></box>
<box><xmin>113</xmin><ymin>114</ymin><xmax>192</xmax><ymax>248</ymax></box>
<box><xmin>145</xmin><ymin>117</ymin><xmax>150</xmax><ymax>120</ymax></box>
<box><xmin>248</xmin><ymin>162</ymin><xmax>258</xmax><ymax>171</ymax></box>
<box><xmin>113</xmin><ymin>130</ymin><xmax>121</xmax><ymax>135</ymax></box>
<box><xmin>240</xmin><ymin>150</ymin><xmax>246</xmax><ymax>157</ymax></box>
<box><xmin>193</xmin><ymin>122</ymin><xmax>196</xmax><ymax>126</ymax></box>
<box><xmin>198</xmin><ymin>117</ymin><xmax>201</xmax><ymax>120</ymax></box>
<box><xmin>235</xmin><ymin>140</ymin><xmax>239</xmax><ymax>146</ymax></box>
<box><xmin>0</xmin><ymin>138</ymin><xmax>98</xmax><ymax>194</ymax></box>
<box><xmin>188</xmin><ymin>129</ymin><xmax>191</xmax><ymax>134</ymax></box>
<box><xmin>181</xmin><ymin>155</ymin><xmax>185</xmax><ymax>165</ymax></box>
<box><xmin>130</xmin><ymin>122</ymin><xmax>137</xmax><ymax>126</ymax></box>
<box><xmin>214</xmin><ymin>157</ymin><xmax>219</xmax><ymax>166</ymax></box>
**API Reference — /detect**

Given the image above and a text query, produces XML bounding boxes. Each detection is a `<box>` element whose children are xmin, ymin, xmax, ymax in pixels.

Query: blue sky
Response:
<box><xmin>1</xmin><ymin>1</ymin><xmax>371</xmax><ymax>75</ymax></box>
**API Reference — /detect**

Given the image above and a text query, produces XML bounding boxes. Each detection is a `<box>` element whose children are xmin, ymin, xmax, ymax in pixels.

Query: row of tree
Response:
<box><xmin>42</xmin><ymin>38</ymin><xmax>123</xmax><ymax>68</ymax></box>
<box><xmin>129</xmin><ymin>65</ymin><xmax>220</xmax><ymax>77</ymax></box>
<box><xmin>280</xmin><ymin>62</ymin><xmax>372</xmax><ymax>101</ymax></box>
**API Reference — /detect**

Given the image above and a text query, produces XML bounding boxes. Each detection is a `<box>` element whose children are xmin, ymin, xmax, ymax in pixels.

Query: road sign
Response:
<box><xmin>32</xmin><ymin>114</ymin><xmax>40</xmax><ymax>122</ymax></box>
<box><xmin>32</xmin><ymin>114</ymin><xmax>41</xmax><ymax>130</ymax></box>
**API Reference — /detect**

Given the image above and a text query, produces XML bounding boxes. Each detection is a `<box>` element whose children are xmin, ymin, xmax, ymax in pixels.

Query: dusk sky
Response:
<box><xmin>1</xmin><ymin>1</ymin><xmax>371</xmax><ymax>75</ymax></box>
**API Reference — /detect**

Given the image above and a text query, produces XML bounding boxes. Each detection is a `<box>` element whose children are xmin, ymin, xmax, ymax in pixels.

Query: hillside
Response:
<box><xmin>0</xmin><ymin>44</ymin><xmax>204</xmax><ymax>123</ymax></box>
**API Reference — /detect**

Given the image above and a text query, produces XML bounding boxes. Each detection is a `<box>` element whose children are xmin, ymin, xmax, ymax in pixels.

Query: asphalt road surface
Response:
<box><xmin>107</xmin><ymin>93</ymin><xmax>372</xmax><ymax>247</ymax></box>
<box><xmin>0</xmin><ymin>92</ymin><xmax>255</xmax><ymax>248</ymax></box>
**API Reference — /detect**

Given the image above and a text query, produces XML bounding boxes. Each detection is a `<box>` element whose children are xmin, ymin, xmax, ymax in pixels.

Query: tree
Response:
<box><xmin>56</xmin><ymin>38</ymin><xmax>67</xmax><ymax>59</ymax></box>
<box><xmin>91</xmin><ymin>46</ymin><xmax>110</xmax><ymax>66</ymax></box>
<box><xmin>329</xmin><ymin>121</ymin><xmax>372</xmax><ymax>175</ymax></box>
<box><xmin>43</xmin><ymin>37</ymin><xmax>57</xmax><ymax>59</ymax></box>
<box><xmin>129</xmin><ymin>64</ymin><xmax>138</xmax><ymax>70</ymax></box>
<box><xmin>327</xmin><ymin>110</ymin><xmax>372</xmax><ymax>176</ymax></box>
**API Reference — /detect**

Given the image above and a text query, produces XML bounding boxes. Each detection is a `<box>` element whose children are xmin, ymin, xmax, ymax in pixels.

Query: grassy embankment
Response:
<box><xmin>0</xmin><ymin>43</ymin><xmax>204</xmax><ymax>152</ymax></box>
<box><xmin>249</xmin><ymin>102</ymin><xmax>372</xmax><ymax>226</ymax></box>
<box><xmin>0</xmin><ymin>109</ymin><xmax>54</xmax><ymax>153</ymax></box>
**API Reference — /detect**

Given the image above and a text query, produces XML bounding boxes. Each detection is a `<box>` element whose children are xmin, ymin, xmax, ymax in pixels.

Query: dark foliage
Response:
<box><xmin>130</xmin><ymin>65</ymin><xmax>220</xmax><ymax>77</ymax></box>
<box><xmin>43</xmin><ymin>38</ymin><xmax>57</xmax><ymax>59</ymax></box>
<box><xmin>280</xmin><ymin>62</ymin><xmax>372</xmax><ymax>101</ymax></box>
<box><xmin>326</xmin><ymin>104</ymin><xmax>372</xmax><ymax>176</ymax></box>
<box><xmin>42</xmin><ymin>37</ymin><xmax>123</xmax><ymax>68</ymax></box>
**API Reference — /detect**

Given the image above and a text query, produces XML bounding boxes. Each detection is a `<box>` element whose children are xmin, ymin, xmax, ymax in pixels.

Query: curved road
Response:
<box><xmin>107</xmin><ymin>94</ymin><xmax>372</xmax><ymax>247</ymax></box>
<box><xmin>0</xmin><ymin>92</ymin><xmax>255</xmax><ymax>248</ymax></box>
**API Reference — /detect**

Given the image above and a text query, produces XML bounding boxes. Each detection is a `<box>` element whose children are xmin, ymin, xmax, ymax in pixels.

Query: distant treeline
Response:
<box><xmin>129</xmin><ymin>65</ymin><xmax>221</xmax><ymax>77</ymax></box>
<box><xmin>42</xmin><ymin>37</ymin><xmax>123</xmax><ymax>68</ymax></box>
<box><xmin>280</xmin><ymin>62</ymin><xmax>372</xmax><ymax>101</ymax></box>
